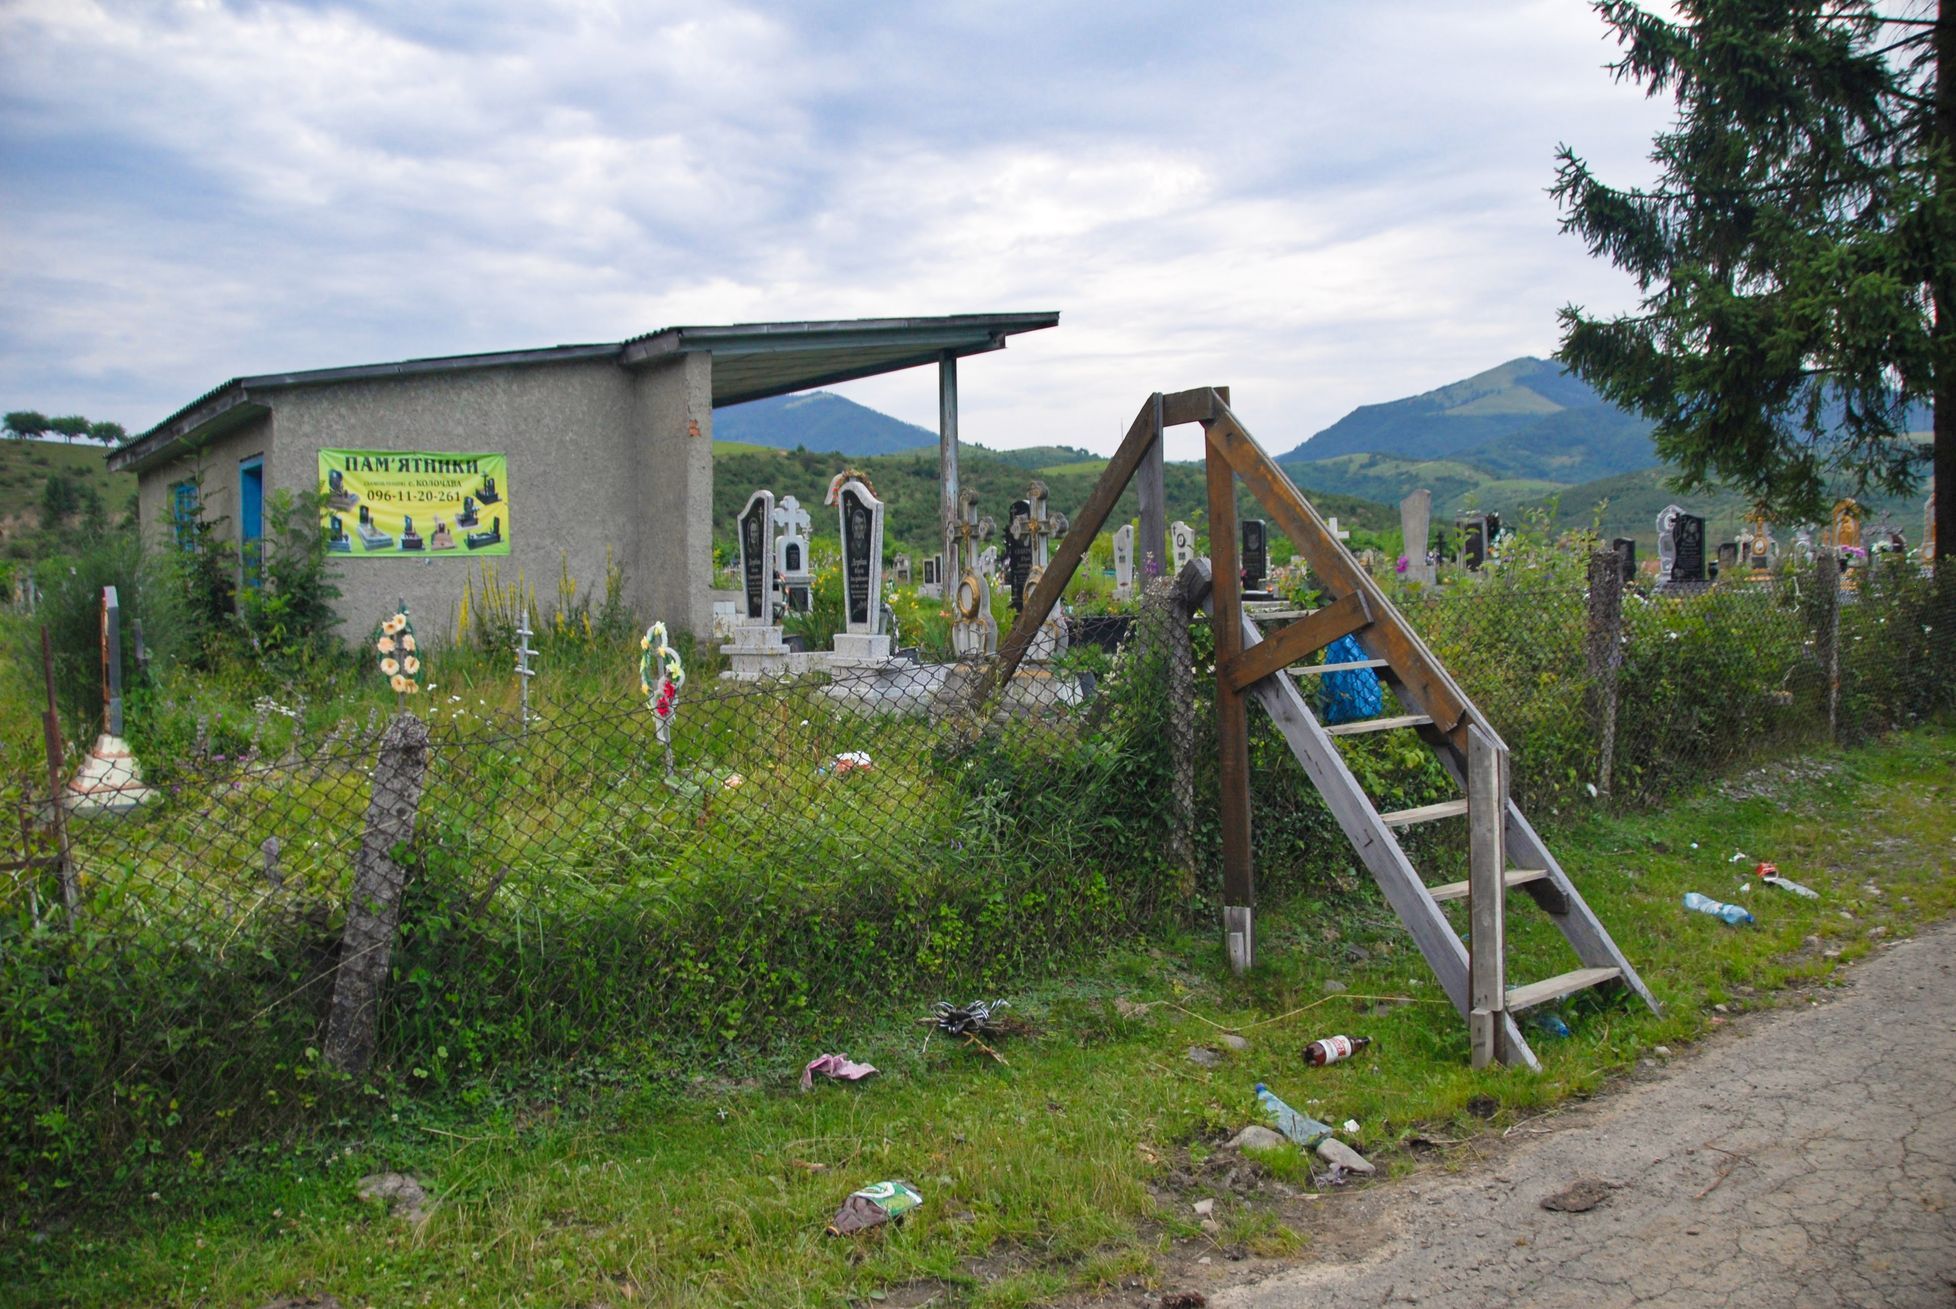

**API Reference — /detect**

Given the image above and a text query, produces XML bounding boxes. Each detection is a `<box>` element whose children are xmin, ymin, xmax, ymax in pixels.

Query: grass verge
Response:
<box><xmin>5</xmin><ymin>724</ymin><xmax>1952</xmax><ymax>1307</ymax></box>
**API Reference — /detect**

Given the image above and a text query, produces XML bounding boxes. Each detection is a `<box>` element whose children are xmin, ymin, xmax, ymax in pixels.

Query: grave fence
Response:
<box><xmin>1</xmin><ymin>557</ymin><xmax>1950</xmax><ymax>1200</ymax></box>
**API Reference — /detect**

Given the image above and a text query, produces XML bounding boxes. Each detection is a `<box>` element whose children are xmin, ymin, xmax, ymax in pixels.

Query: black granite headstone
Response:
<box><xmin>1241</xmin><ymin>520</ymin><xmax>1268</xmax><ymax>591</ymax></box>
<box><xmin>1673</xmin><ymin>513</ymin><xmax>1706</xmax><ymax>583</ymax></box>
<box><xmin>1006</xmin><ymin>498</ymin><xmax>1034</xmax><ymax>610</ymax></box>
<box><xmin>740</xmin><ymin>498</ymin><xmax>769</xmax><ymax>619</ymax></box>
<box><xmin>842</xmin><ymin>487</ymin><xmax>874</xmax><ymax>627</ymax></box>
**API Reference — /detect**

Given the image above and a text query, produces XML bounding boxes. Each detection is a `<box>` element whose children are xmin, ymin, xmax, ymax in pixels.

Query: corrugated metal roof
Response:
<box><xmin>111</xmin><ymin>312</ymin><xmax>1058</xmax><ymax>474</ymax></box>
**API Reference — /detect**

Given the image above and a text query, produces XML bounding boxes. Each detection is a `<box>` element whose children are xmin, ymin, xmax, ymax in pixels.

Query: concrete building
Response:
<box><xmin>110</xmin><ymin>312</ymin><xmax>1057</xmax><ymax>641</ymax></box>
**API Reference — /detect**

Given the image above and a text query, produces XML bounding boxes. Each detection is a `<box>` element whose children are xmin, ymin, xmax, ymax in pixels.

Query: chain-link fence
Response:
<box><xmin>3</xmin><ymin>558</ymin><xmax>1950</xmax><ymax>1204</ymax></box>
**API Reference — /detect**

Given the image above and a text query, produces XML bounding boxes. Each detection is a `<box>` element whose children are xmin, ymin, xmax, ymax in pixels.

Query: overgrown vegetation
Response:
<box><xmin>5</xmin><ymin>723</ymin><xmax>1951</xmax><ymax>1307</ymax></box>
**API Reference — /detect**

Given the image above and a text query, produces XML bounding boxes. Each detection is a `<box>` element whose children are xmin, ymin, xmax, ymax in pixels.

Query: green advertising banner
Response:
<box><xmin>319</xmin><ymin>449</ymin><xmax>509</xmax><ymax>558</ymax></box>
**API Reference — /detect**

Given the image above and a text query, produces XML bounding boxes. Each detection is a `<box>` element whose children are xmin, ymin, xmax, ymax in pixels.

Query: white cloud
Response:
<box><xmin>0</xmin><ymin>0</ymin><xmax>1673</xmax><ymax>455</ymax></box>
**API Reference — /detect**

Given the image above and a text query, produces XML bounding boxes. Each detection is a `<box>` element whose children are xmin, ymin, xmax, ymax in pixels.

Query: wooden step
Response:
<box><xmin>1425</xmin><ymin>868</ymin><xmax>1549</xmax><ymax>903</ymax></box>
<box><xmin>1504</xmin><ymin>967</ymin><xmax>1622</xmax><ymax>1013</ymax></box>
<box><xmin>1247</xmin><ymin>607</ymin><xmax>1316</xmax><ymax>621</ymax></box>
<box><xmin>1287</xmin><ymin>658</ymin><xmax>1391</xmax><ymax>677</ymax></box>
<box><xmin>1379</xmin><ymin>798</ymin><xmax>1468</xmax><ymax>827</ymax></box>
<box><xmin>1326</xmin><ymin>713</ymin><xmax>1433</xmax><ymax>737</ymax></box>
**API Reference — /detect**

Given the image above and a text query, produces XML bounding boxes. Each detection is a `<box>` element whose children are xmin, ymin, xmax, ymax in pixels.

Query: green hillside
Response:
<box><xmin>1282</xmin><ymin>356</ymin><xmax>1658</xmax><ymax>480</ymax></box>
<box><xmin>711</xmin><ymin>444</ymin><xmax>1396</xmax><ymax>560</ymax></box>
<box><xmin>0</xmin><ymin>438</ymin><xmax>137</xmax><ymax>564</ymax></box>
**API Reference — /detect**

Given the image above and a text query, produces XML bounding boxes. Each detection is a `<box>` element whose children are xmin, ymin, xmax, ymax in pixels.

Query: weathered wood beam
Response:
<box><xmin>1221</xmin><ymin>591</ymin><xmax>1370</xmax><ymax>693</ymax></box>
<box><xmin>1206</xmin><ymin>439</ymin><xmax>1254</xmax><ymax>974</ymax></box>
<box><xmin>1201</xmin><ymin>404</ymin><xmax>1484</xmax><ymax>752</ymax></box>
<box><xmin>990</xmin><ymin>392</ymin><xmax>1167</xmax><ymax>691</ymax></box>
<box><xmin>1467</xmin><ymin>724</ymin><xmax>1508</xmax><ymax>1071</ymax></box>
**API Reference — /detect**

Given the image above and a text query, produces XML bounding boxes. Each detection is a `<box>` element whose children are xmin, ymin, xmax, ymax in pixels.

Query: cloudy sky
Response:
<box><xmin>0</xmin><ymin>0</ymin><xmax>1674</xmax><ymax>460</ymax></box>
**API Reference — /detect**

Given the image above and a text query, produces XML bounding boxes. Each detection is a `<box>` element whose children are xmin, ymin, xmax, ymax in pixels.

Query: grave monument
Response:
<box><xmin>64</xmin><ymin>587</ymin><xmax>155</xmax><ymax>816</ymax></box>
<box><xmin>1112</xmin><ymin>523</ymin><xmax>1136</xmax><ymax>601</ymax></box>
<box><xmin>721</xmin><ymin>488</ymin><xmax>792</xmax><ymax>678</ymax></box>
<box><xmin>1399</xmin><ymin>490</ymin><xmax>1435</xmax><ymax>584</ymax></box>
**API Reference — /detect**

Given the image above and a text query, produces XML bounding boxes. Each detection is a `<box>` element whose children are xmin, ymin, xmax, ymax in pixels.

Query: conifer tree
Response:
<box><xmin>1554</xmin><ymin>1</ymin><xmax>1951</xmax><ymax>559</ymax></box>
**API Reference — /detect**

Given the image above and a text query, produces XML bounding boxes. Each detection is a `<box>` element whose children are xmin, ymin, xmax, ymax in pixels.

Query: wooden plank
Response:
<box><xmin>1505</xmin><ymin>801</ymin><xmax>1662</xmax><ymax>1015</ymax></box>
<box><xmin>1287</xmin><ymin>658</ymin><xmax>1392</xmax><ymax>676</ymax></box>
<box><xmin>1467</xmin><ymin>725</ymin><xmax>1507</xmax><ymax>1070</ymax></box>
<box><xmin>1248</xmin><ymin>608</ymin><xmax>1319</xmax><ymax>621</ymax></box>
<box><xmin>1201</xmin><ymin>406</ymin><xmax>1485</xmax><ymax>753</ymax></box>
<box><xmin>1426</xmin><ymin>868</ymin><xmax>1549</xmax><ymax>903</ymax></box>
<box><xmin>1324</xmin><ymin>713</ymin><xmax>1433</xmax><ymax>737</ymax></box>
<box><xmin>1160</xmin><ymin>386</ymin><xmax>1220</xmax><ymax>427</ymax></box>
<box><xmin>1207</xmin><ymin>447</ymin><xmax>1254</xmax><ymax>963</ymax></box>
<box><xmin>991</xmin><ymin>392</ymin><xmax>1169</xmax><ymax>691</ymax></box>
<box><xmin>1380</xmin><ymin>799</ymin><xmax>1469</xmax><ymax>827</ymax></box>
<box><xmin>1505</xmin><ymin>967</ymin><xmax>1622</xmax><ymax>1013</ymax></box>
<box><xmin>1201</xmin><ymin>581</ymin><xmax>1537</xmax><ymax>1072</ymax></box>
<box><xmin>1222</xmin><ymin>592</ymin><xmax>1370</xmax><ymax>692</ymax></box>
<box><xmin>1425</xmin><ymin>747</ymin><xmax>1661</xmax><ymax>1018</ymax></box>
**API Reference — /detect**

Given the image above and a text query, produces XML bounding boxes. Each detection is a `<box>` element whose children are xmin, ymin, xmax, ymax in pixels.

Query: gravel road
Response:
<box><xmin>1211</xmin><ymin>921</ymin><xmax>1956</xmax><ymax>1308</ymax></box>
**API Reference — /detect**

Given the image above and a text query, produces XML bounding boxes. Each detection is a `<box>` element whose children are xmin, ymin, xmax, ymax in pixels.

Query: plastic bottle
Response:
<box><xmin>1531</xmin><ymin>1011</ymin><xmax>1571</xmax><ymax>1040</ymax></box>
<box><xmin>1683</xmin><ymin>891</ymin><xmax>1755</xmax><ymax>925</ymax></box>
<box><xmin>1303</xmin><ymin>1035</ymin><xmax>1372</xmax><ymax>1067</ymax></box>
<box><xmin>1253</xmin><ymin>1083</ymin><xmax>1333</xmax><ymax>1146</ymax></box>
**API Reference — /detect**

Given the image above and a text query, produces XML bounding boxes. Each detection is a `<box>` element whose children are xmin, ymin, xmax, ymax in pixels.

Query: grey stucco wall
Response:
<box><xmin>134</xmin><ymin>412</ymin><xmax>274</xmax><ymax>557</ymax></box>
<box><xmin>133</xmin><ymin>356</ymin><xmax>719</xmax><ymax>646</ymax></box>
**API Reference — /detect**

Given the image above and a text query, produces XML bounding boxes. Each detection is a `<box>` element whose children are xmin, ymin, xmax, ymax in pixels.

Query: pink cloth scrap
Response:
<box><xmin>801</xmin><ymin>1053</ymin><xmax>878</xmax><ymax>1091</ymax></box>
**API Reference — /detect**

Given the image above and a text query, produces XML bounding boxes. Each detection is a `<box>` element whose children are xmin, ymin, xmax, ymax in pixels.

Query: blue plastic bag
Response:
<box><xmin>1318</xmin><ymin>635</ymin><xmax>1383</xmax><ymax>725</ymax></box>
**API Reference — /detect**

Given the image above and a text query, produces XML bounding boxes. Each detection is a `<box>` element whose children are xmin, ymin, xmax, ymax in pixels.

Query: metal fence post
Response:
<box><xmin>38</xmin><ymin>628</ymin><xmax>77</xmax><ymax>930</ymax></box>
<box><xmin>1163</xmin><ymin>576</ymin><xmax>1199</xmax><ymax>896</ymax></box>
<box><xmin>1585</xmin><ymin>549</ymin><xmax>1625</xmax><ymax>797</ymax></box>
<box><xmin>323</xmin><ymin>713</ymin><xmax>431</xmax><ymax>1076</ymax></box>
<box><xmin>1467</xmin><ymin>725</ymin><xmax>1508</xmax><ymax>1070</ymax></box>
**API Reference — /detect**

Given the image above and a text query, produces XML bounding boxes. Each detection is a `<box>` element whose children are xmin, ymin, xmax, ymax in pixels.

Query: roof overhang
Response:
<box><xmin>621</xmin><ymin>312</ymin><xmax>1061</xmax><ymax>407</ymax></box>
<box><xmin>111</xmin><ymin>311</ymin><xmax>1058</xmax><ymax>475</ymax></box>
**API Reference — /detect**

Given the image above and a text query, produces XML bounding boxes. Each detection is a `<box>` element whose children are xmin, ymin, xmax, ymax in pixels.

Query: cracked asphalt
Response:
<box><xmin>1215</xmin><ymin>922</ymin><xmax>1956</xmax><ymax>1308</ymax></box>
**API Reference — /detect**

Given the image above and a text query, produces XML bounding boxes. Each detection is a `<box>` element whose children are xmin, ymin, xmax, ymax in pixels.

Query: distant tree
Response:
<box><xmin>48</xmin><ymin>415</ymin><xmax>92</xmax><ymax>446</ymax></box>
<box><xmin>40</xmin><ymin>473</ymin><xmax>80</xmax><ymax>529</ymax></box>
<box><xmin>4</xmin><ymin>410</ymin><xmax>49</xmax><ymax>442</ymax></box>
<box><xmin>1553</xmin><ymin>1</ymin><xmax>1951</xmax><ymax>559</ymax></box>
<box><xmin>89</xmin><ymin>420</ymin><xmax>126</xmax><ymax>447</ymax></box>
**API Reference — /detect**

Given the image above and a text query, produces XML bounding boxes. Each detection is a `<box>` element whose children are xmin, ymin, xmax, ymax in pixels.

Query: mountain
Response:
<box><xmin>711</xmin><ymin>391</ymin><xmax>938</xmax><ymax>456</ymax></box>
<box><xmin>1282</xmin><ymin>357</ymin><xmax>1658</xmax><ymax>484</ymax></box>
<box><xmin>711</xmin><ymin>441</ymin><xmax>1396</xmax><ymax>554</ymax></box>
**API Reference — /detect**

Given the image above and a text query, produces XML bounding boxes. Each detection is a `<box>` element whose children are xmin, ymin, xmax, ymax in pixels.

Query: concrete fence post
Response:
<box><xmin>1815</xmin><ymin>552</ymin><xmax>1841</xmax><ymax>742</ymax></box>
<box><xmin>324</xmin><ymin>713</ymin><xmax>431</xmax><ymax>1076</ymax></box>
<box><xmin>1584</xmin><ymin>549</ymin><xmax>1625</xmax><ymax>798</ymax></box>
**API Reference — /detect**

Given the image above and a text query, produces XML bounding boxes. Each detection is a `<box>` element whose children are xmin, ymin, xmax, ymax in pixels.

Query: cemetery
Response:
<box><xmin>2</xmin><ymin>381</ymin><xmax>1949</xmax><ymax>1304</ymax></box>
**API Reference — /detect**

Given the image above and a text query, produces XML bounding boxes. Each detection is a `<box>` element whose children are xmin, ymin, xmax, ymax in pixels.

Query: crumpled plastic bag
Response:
<box><xmin>800</xmin><ymin>1053</ymin><xmax>878</xmax><ymax>1091</ymax></box>
<box><xmin>827</xmin><ymin>1180</ymin><xmax>923</xmax><ymax>1236</ymax></box>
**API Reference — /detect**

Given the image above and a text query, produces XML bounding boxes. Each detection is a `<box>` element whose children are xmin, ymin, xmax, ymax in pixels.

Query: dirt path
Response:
<box><xmin>1209</xmin><ymin>921</ymin><xmax>1956</xmax><ymax>1309</ymax></box>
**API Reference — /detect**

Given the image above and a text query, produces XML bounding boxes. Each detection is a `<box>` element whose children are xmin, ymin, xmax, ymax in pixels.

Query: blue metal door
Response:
<box><xmin>240</xmin><ymin>457</ymin><xmax>264</xmax><ymax>588</ymax></box>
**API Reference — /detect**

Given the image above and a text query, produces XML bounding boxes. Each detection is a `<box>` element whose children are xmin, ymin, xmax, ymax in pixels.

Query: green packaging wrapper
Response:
<box><xmin>827</xmin><ymin>1180</ymin><xmax>924</xmax><ymax>1235</ymax></box>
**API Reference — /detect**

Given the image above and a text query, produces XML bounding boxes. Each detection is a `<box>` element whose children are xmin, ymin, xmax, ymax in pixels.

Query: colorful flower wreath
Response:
<box><xmin>375</xmin><ymin>607</ymin><xmax>422</xmax><ymax>695</ymax></box>
<box><xmin>639</xmin><ymin>622</ymin><xmax>685</xmax><ymax>734</ymax></box>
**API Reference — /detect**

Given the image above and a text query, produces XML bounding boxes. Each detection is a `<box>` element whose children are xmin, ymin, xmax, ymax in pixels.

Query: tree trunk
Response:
<box><xmin>1936</xmin><ymin>0</ymin><xmax>1953</xmax><ymax>562</ymax></box>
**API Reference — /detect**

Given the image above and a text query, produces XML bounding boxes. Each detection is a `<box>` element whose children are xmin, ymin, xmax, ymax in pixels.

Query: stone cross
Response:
<box><xmin>1007</xmin><ymin>480</ymin><xmax>1068</xmax><ymax>611</ymax></box>
<box><xmin>950</xmin><ymin>488</ymin><xmax>999</xmax><ymax>657</ymax></box>
<box><xmin>1326</xmin><ymin>515</ymin><xmax>1350</xmax><ymax>543</ymax></box>
<box><xmin>736</xmin><ymin>489</ymin><xmax>777</xmax><ymax>622</ymax></box>
<box><xmin>1112</xmin><ymin>524</ymin><xmax>1135</xmax><ymax>600</ymax></box>
<box><xmin>835</xmin><ymin>478</ymin><xmax>885</xmax><ymax>636</ymax></box>
<box><xmin>773</xmin><ymin>494</ymin><xmax>812</xmax><ymax>614</ymax></box>
<box><xmin>1398</xmin><ymin>490</ymin><xmax>1433</xmax><ymax>584</ymax></box>
<box><xmin>1170</xmin><ymin>520</ymin><xmax>1196</xmax><ymax>573</ymax></box>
